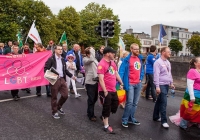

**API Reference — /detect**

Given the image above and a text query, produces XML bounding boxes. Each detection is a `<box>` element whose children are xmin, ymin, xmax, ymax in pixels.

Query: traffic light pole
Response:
<box><xmin>105</xmin><ymin>37</ymin><xmax>108</xmax><ymax>47</ymax></box>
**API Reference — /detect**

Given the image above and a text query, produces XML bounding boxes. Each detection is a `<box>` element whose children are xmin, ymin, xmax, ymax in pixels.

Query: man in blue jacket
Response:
<box><xmin>119</xmin><ymin>43</ymin><xmax>144</xmax><ymax>128</ymax></box>
<box><xmin>145</xmin><ymin>45</ymin><xmax>157</xmax><ymax>102</ymax></box>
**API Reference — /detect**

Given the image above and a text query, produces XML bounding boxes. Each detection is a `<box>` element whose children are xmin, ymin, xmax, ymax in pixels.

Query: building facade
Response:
<box><xmin>151</xmin><ymin>24</ymin><xmax>192</xmax><ymax>56</ymax></box>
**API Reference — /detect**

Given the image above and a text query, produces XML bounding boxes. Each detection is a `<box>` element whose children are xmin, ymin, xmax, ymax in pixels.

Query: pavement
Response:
<box><xmin>0</xmin><ymin>83</ymin><xmax>200</xmax><ymax>140</ymax></box>
<box><xmin>173</xmin><ymin>79</ymin><xmax>187</xmax><ymax>92</ymax></box>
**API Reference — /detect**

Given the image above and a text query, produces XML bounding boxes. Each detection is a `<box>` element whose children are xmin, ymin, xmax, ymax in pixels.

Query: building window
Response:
<box><xmin>143</xmin><ymin>40</ymin><xmax>151</xmax><ymax>45</ymax></box>
<box><xmin>182</xmin><ymin>34</ymin><xmax>183</xmax><ymax>37</ymax></box>
<box><xmin>155</xmin><ymin>40</ymin><xmax>159</xmax><ymax>45</ymax></box>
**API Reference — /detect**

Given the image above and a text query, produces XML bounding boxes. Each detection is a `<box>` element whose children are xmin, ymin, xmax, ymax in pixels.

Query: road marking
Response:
<box><xmin>0</xmin><ymin>88</ymin><xmax>85</xmax><ymax>103</ymax></box>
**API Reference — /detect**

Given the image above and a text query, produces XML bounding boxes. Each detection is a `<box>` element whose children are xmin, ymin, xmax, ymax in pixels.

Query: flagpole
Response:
<box><xmin>25</xmin><ymin>20</ymin><xmax>36</xmax><ymax>43</ymax></box>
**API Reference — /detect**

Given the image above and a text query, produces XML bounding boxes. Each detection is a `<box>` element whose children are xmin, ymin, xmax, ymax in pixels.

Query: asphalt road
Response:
<box><xmin>0</xmin><ymin>85</ymin><xmax>199</xmax><ymax>140</ymax></box>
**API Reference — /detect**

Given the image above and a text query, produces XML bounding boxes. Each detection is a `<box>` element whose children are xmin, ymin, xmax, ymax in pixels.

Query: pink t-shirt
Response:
<box><xmin>129</xmin><ymin>56</ymin><xmax>141</xmax><ymax>84</ymax></box>
<box><xmin>97</xmin><ymin>59</ymin><xmax>117</xmax><ymax>92</ymax></box>
<box><xmin>187</xmin><ymin>68</ymin><xmax>200</xmax><ymax>90</ymax></box>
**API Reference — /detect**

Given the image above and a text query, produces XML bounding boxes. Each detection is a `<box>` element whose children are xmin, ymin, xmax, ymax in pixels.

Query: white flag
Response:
<box><xmin>27</xmin><ymin>21</ymin><xmax>42</xmax><ymax>43</ymax></box>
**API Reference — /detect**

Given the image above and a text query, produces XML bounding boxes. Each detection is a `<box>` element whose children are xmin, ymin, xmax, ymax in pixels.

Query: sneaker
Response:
<box><xmin>52</xmin><ymin>113</ymin><xmax>60</xmax><ymax>119</ymax></box>
<box><xmin>36</xmin><ymin>92</ymin><xmax>41</xmax><ymax>96</ymax></box>
<box><xmin>104</xmin><ymin>126</ymin><xmax>115</xmax><ymax>134</ymax></box>
<box><xmin>154</xmin><ymin>118</ymin><xmax>161</xmax><ymax>122</ymax></box>
<box><xmin>13</xmin><ymin>96</ymin><xmax>19</xmax><ymax>101</ymax></box>
<box><xmin>129</xmin><ymin>120</ymin><xmax>140</xmax><ymax>125</ymax></box>
<box><xmin>122</xmin><ymin>122</ymin><xmax>128</xmax><ymax>128</ymax></box>
<box><xmin>58</xmin><ymin>108</ymin><xmax>65</xmax><ymax>115</ymax></box>
<box><xmin>162</xmin><ymin>123</ymin><xmax>169</xmax><ymax>128</ymax></box>
<box><xmin>77</xmin><ymin>93</ymin><xmax>81</xmax><ymax>97</ymax></box>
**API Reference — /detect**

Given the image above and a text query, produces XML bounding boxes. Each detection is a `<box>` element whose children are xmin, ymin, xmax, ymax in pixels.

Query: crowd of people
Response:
<box><xmin>0</xmin><ymin>40</ymin><xmax>200</xmax><ymax>134</ymax></box>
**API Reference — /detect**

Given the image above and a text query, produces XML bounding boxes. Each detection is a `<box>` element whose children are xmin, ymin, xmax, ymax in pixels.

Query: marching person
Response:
<box><xmin>98</xmin><ymin>47</ymin><xmax>123</xmax><ymax>134</ymax></box>
<box><xmin>8</xmin><ymin>42</ymin><xmax>21</xmax><ymax>101</ymax></box>
<box><xmin>95</xmin><ymin>45</ymin><xmax>105</xmax><ymax>62</ymax></box>
<box><xmin>119</xmin><ymin>43</ymin><xmax>144</xmax><ymax>128</ymax></box>
<box><xmin>83</xmin><ymin>47</ymin><xmax>98</xmax><ymax>121</ymax></box>
<box><xmin>153</xmin><ymin>47</ymin><xmax>175</xmax><ymax>128</ymax></box>
<box><xmin>44</xmin><ymin>45</ymin><xmax>75</xmax><ymax>119</ymax></box>
<box><xmin>66</xmin><ymin>54</ymin><xmax>81</xmax><ymax>98</ymax></box>
<box><xmin>35</xmin><ymin>43</ymin><xmax>51</xmax><ymax>97</ymax></box>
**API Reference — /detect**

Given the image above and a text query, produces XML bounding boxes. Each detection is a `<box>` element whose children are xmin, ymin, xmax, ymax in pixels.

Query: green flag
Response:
<box><xmin>17</xmin><ymin>32</ymin><xmax>23</xmax><ymax>48</ymax></box>
<box><xmin>59</xmin><ymin>31</ymin><xmax>67</xmax><ymax>45</ymax></box>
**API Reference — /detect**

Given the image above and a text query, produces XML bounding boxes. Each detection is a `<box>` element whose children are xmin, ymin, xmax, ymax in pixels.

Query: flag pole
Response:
<box><xmin>25</xmin><ymin>20</ymin><xmax>36</xmax><ymax>43</ymax></box>
<box><xmin>58</xmin><ymin>31</ymin><xmax>65</xmax><ymax>45</ymax></box>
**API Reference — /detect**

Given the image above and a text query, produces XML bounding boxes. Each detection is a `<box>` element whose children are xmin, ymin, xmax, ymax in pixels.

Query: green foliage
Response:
<box><xmin>0</xmin><ymin>1</ymin><xmax>121</xmax><ymax>50</ymax></box>
<box><xmin>187</xmin><ymin>35</ymin><xmax>200</xmax><ymax>56</ymax></box>
<box><xmin>122</xmin><ymin>34</ymin><xmax>141</xmax><ymax>50</ymax></box>
<box><xmin>57</xmin><ymin>6</ymin><xmax>86</xmax><ymax>47</ymax></box>
<box><xmin>80</xmin><ymin>2</ymin><xmax>120</xmax><ymax>50</ymax></box>
<box><xmin>168</xmin><ymin>39</ymin><xmax>183</xmax><ymax>55</ymax></box>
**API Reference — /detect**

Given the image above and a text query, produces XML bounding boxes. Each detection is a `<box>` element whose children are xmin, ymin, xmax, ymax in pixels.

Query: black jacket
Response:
<box><xmin>95</xmin><ymin>50</ymin><xmax>103</xmax><ymax>62</ymax></box>
<box><xmin>44</xmin><ymin>55</ymin><xmax>72</xmax><ymax>81</ymax></box>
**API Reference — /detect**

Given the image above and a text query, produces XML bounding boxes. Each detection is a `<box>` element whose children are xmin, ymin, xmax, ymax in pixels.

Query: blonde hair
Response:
<box><xmin>130</xmin><ymin>43</ymin><xmax>139</xmax><ymax>49</ymax></box>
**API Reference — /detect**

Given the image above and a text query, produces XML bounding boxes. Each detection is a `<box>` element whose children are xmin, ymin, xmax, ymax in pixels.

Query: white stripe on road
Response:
<box><xmin>0</xmin><ymin>88</ymin><xmax>85</xmax><ymax>103</ymax></box>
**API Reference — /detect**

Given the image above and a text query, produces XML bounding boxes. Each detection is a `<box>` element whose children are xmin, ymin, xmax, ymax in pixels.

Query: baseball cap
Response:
<box><xmin>103</xmin><ymin>47</ymin><xmax>116</xmax><ymax>54</ymax></box>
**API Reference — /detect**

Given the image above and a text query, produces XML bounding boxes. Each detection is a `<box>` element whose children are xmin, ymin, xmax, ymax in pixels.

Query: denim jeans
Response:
<box><xmin>180</xmin><ymin>118</ymin><xmax>188</xmax><ymax>129</ymax></box>
<box><xmin>153</xmin><ymin>85</ymin><xmax>169</xmax><ymax>124</ymax></box>
<box><xmin>122</xmin><ymin>82</ymin><xmax>142</xmax><ymax>123</ymax></box>
<box><xmin>146</xmin><ymin>74</ymin><xmax>156</xmax><ymax>101</ymax></box>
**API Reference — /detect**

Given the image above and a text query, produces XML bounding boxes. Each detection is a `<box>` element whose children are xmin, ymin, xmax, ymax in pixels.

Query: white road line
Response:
<box><xmin>0</xmin><ymin>88</ymin><xmax>85</xmax><ymax>103</ymax></box>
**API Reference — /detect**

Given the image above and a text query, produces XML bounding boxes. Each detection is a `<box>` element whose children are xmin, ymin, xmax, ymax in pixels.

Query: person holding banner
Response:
<box><xmin>8</xmin><ymin>42</ymin><xmax>21</xmax><ymax>101</ymax></box>
<box><xmin>44</xmin><ymin>45</ymin><xmax>76</xmax><ymax>119</ymax></box>
<box><xmin>35</xmin><ymin>43</ymin><xmax>51</xmax><ymax>97</ymax></box>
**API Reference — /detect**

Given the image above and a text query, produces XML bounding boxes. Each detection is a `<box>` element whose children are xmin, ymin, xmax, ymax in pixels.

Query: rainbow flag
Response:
<box><xmin>180</xmin><ymin>88</ymin><xmax>200</xmax><ymax>123</ymax></box>
<box><xmin>116</xmin><ymin>84</ymin><xmax>126</xmax><ymax>104</ymax></box>
<box><xmin>118</xmin><ymin>37</ymin><xmax>125</xmax><ymax>58</ymax></box>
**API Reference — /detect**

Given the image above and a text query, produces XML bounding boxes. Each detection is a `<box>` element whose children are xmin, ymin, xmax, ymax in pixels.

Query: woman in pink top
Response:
<box><xmin>169</xmin><ymin>57</ymin><xmax>200</xmax><ymax>131</ymax></box>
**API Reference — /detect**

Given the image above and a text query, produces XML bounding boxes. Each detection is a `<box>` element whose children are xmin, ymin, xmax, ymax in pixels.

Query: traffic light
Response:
<box><xmin>95</xmin><ymin>19</ymin><xmax>115</xmax><ymax>38</ymax></box>
<box><xmin>107</xmin><ymin>20</ymin><xmax>114</xmax><ymax>38</ymax></box>
<box><xmin>95</xmin><ymin>21</ymin><xmax>101</xmax><ymax>36</ymax></box>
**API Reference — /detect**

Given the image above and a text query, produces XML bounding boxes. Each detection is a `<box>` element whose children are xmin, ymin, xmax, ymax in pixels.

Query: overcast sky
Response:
<box><xmin>42</xmin><ymin>0</ymin><xmax>200</xmax><ymax>35</ymax></box>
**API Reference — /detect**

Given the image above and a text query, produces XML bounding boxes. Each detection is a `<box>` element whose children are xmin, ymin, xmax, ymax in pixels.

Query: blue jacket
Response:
<box><xmin>146</xmin><ymin>53</ymin><xmax>156</xmax><ymax>74</ymax></box>
<box><xmin>119</xmin><ymin>53</ymin><xmax>144</xmax><ymax>92</ymax></box>
<box><xmin>66</xmin><ymin>49</ymin><xmax>83</xmax><ymax>69</ymax></box>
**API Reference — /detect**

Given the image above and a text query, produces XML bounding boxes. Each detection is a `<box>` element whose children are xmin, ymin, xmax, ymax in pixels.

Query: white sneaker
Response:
<box><xmin>75</xmin><ymin>94</ymin><xmax>79</xmax><ymax>98</ymax></box>
<box><xmin>162</xmin><ymin>123</ymin><xmax>169</xmax><ymax>128</ymax></box>
<box><xmin>157</xmin><ymin>118</ymin><xmax>161</xmax><ymax>122</ymax></box>
<box><xmin>77</xmin><ymin>93</ymin><xmax>81</xmax><ymax>97</ymax></box>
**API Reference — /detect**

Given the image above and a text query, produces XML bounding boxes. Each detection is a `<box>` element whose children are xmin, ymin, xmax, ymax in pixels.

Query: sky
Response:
<box><xmin>41</xmin><ymin>0</ymin><xmax>200</xmax><ymax>35</ymax></box>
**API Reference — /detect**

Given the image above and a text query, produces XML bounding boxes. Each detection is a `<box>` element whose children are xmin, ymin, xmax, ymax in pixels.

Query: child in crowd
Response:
<box><xmin>66</xmin><ymin>54</ymin><xmax>81</xmax><ymax>98</ymax></box>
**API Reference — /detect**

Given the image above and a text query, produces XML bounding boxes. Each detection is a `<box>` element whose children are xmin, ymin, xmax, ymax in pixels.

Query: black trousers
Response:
<box><xmin>85</xmin><ymin>83</ymin><xmax>98</xmax><ymax>119</ymax></box>
<box><xmin>146</xmin><ymin>74</ymin><xmax>156</xmax><ymax>101</ymax></box>
<box><xmin>99</xmin><ymin>91</ymin><xmax>119</xmax><ymax>118</ymax></box>
<box><xmin>11</xmin><ymin>89</ymin><xmax>19</xmax><ymax>98</ymax></box>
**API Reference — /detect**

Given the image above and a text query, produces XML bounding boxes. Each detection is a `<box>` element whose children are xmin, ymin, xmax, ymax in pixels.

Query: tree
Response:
<box><xmin>168</xmin><ymin>39</ymin><xmax>183</xmax><ymax>55</ymax></box>
<box><xmin>0</xmin><ymin>0</ymin><xmax>20</xmax><ymax>42</ymax></box>
<box><xmin>57</xmin><ymin>6</ymin><xmax>86</xmax><ymax>46</ymax></box>
<box><xmin>80</xmin><ymin>2</ymin><xmax>120</xmax><ymax>50</ymax></box>
<box><xmin>187</xmin><ymin>35</ymin><xmax>200</xmax><ymax>56</ymax></box>
<box><xmin>122</xmin><ymin>34</ymin><xmax>141</xmax><ymax>50</ymax></box>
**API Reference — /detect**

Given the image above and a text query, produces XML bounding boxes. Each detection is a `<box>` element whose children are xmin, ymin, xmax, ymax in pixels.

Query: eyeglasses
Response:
<box><xmin>56</xmin><ymin>49</ymin><xmax>63</xmax><ymax>50</ymax></box>
<box><xmin>68</xmin><ymin>57</ymin><xmax>74</xmax><ymax>59</ymax></box>
<box><xmin>133</xmin><ymin>49</ymin><xmax>139</xmax><ymax>50</ymax></box>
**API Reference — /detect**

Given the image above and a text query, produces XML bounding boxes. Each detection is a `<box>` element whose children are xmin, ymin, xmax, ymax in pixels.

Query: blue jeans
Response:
<box><xmin>180</xmin><ymin>118</ymin><xmax>188</xmax><ymax>129</ymax></box>
<box><xmin>122</xmin><ymin>83</ymin><xmax>142</xmax><ymax>123</ymax></box>
<box><xmin>153</xmin><ymin>85</ymin><xmax>169</xmax><ymax>124</ymax></box>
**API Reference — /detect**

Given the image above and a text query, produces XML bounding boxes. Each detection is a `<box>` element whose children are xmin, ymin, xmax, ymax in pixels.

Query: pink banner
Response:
<box><xmin>0</xmin><ymin>51</ymin><xmax>52</xmax><ymax>91</ymax></box>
